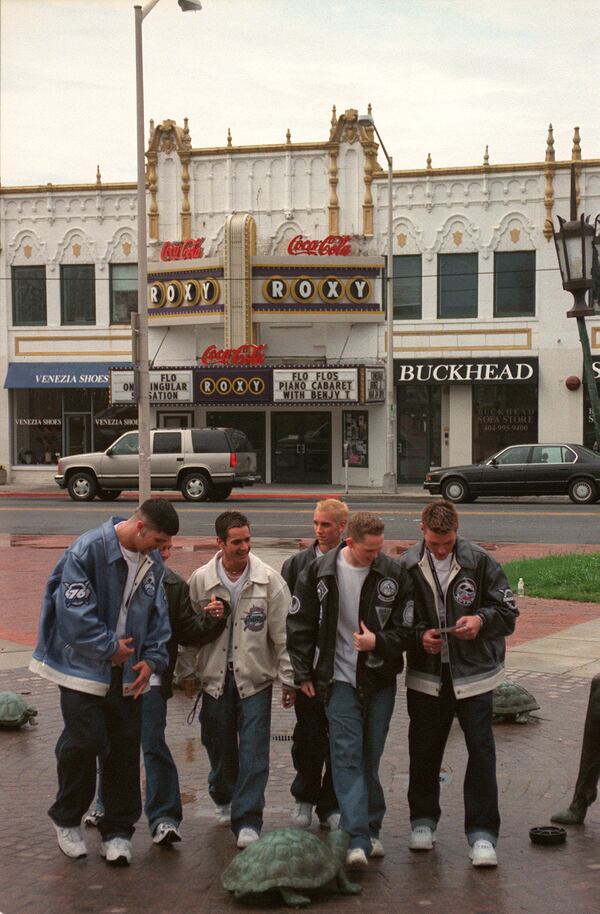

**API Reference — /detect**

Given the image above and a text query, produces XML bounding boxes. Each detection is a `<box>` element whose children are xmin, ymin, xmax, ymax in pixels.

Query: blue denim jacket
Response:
<box><xmin>30</xmin><ymin>517</ymin><xmax>171</xmax><ymax>696</ymax></box>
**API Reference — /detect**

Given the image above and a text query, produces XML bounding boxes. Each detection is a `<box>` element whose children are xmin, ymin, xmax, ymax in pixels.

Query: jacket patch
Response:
<box><xmin>454</xmin><ymin>578</ymin><xmax>476</xmax><ymax>607</ymax></box>
<box><xmin>141</xmin><ymin>571</ymin><xmax>156</xmax><ymax>597</ymax></box>
<box><xmin>63</xmin><ymin>581</ymin><xmax>92</xmax><ymax>607</ymax></box>
<box><xmin>243</xmin><ymin>607</ymin><xmax>266</xmax><ymax>632</ymax></box>
<box><xmin>365</xmin><ymin>653</ymin><xmax>384</xmax><ymax>668</ymax></box>
<box><xmin>377</xmin><ymin>578</ymin><xmax>398</xmax><ymax>602</ymax></box>
<box><xmin>403</xmin><ymin>599</ymin><xmax>415</xmax><ymax>627</ymax></box>
<box><xmin>289</xmin><ymin>595</ymin><xmax>301</xmax><ymax>615</ymax></box>
<box><xmin>500</xmin><ymin>587</ymin><xmax>517</xmax><ymax>611</ymax></box>
<box><xmin>317</xmin><ymin>580</ymin><xmax>328</xmax><ymax>603</ymax></box>
<box><xmin>375</xmin><ymin>605</ymin><xmax>392</xmax><ymax>628</ymax></box>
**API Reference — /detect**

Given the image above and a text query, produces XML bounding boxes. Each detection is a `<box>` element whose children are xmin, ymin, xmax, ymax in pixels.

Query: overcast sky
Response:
<box><xmin>2</xmin><ymin>0</ymin><xmax>599</xmax><ymax>187</ymax></box>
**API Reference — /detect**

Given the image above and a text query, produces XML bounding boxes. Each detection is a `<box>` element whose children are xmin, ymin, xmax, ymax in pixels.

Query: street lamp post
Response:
<box><xmin>358</xmin><ymin>113</ymin><xmax>396</xmax><ymax>493</ymax></box>
<box><xmin>134</xmin><ymin>0</ymin><xmax>202</xmax><ymax>505</ymax></box>
<box><xmin>552</xmin><ymin>164</ymin><xmax>600</xmax><ymax>447</ymax></box>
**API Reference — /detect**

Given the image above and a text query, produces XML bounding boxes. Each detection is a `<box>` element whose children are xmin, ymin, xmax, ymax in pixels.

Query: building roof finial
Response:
<box><xmin>96</xmin><ymin>165</ymin><xmax>101</xmax><ymax>185</ymax></box>
<box><xmin>286</xmin><ymin>128</ymin><xmax>291</xmax><ymax>145</ymax></box>
<box><xmin>331</xmin><ymin>104</ymin><xmax>337</xmax><ymax>128</ymax></box>
<box><xmin>483</xmin><ymin>145</ymin><xmax>489</xmax><ymax>166</ymax></box>
<box><xmin>572</xmin><ymin>126</ymin><xmax>581</xmax><ymax>161</ymax></box>
<box><xmin>227</xmin><ymin>127</ymin><xmax>232</xmax><ymax>148</ymax></box>
<box><xmin>426</xmin><ymin>152</ymin><xmax>432</xmax><ymax>170</ymax></box>
<box><xmin>545</xmin><ymin>123</ymin><xmax>555</xmax><ymax>163</ymax></box>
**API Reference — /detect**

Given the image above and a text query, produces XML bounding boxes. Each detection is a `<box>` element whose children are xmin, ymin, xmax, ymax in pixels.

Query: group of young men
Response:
<box><xmin>31</xmin><ymin>494</ymin><xmax>519</xmax><ymax>871</ymax></box>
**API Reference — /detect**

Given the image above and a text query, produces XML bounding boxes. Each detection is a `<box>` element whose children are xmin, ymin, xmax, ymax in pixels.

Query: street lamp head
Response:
<box><xmin>178</xmin><ymin>0</ymin><xmax>202</xmax><ymax>9</ymax></box>
<box><xmin>553</xmin><ymin>213</ymin><xmax>596</xmax><ymax>316</ymax></box>
<box><xmin>357</xmin><ymin>113</ymin><xmax>375</xmax><ymax>128</ymax></box>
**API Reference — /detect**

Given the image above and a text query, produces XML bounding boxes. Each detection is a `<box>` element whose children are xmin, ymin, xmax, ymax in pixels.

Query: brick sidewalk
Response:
<box><xmin>1</xmin><ymin>666</ymin><xmax>599</xmax><ymax>914</ymax></box>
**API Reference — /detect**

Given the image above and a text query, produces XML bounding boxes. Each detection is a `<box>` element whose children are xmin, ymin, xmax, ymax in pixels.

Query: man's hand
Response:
<box><xmin>125</xmin><ymin>660</ymin><xmax>152</xmax><ymax>699</ymax></box>
<box><xmin>282</xmin><ymin>686</ymin><xmax>296</xmax><ymax>709</ymax></box>
<box><xmin>422</xmin><ymin>629</ymin><xmax>443</xmax><ymax>655</ymax></box>
<box><xmin>181</xmin><ymin>675</ymin><xmax>198</xmax><ymax>699</ymax></box>
<box><xmin>353</xmin><ymin>620</ymin><xmax>376</xmax><ymax>652</ymax></box>
<box><xmin>300</xmin><ymin>680</ymin><xmax>316</xmax><ymax>698</ymax></box>
<box><xmin>202</xmin><ymin>597</ymin><xmax>225</xmax><ymax>619</ymax></box>
<box><xmin>453</xmin><ymin>615</ymin><xmax>482</xmax><ymax>640</ymax></box>
<box><xmin>111</xmin><ymin>636</ymin><xmax>134</xmax><ymax>666</ymax></box>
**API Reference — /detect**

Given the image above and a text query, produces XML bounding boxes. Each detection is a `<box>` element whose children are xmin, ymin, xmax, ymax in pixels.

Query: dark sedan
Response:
<box><xmin>424</xmin><ymin>443</ymin><xmax>600</xmax><ymax>504</ymax></box>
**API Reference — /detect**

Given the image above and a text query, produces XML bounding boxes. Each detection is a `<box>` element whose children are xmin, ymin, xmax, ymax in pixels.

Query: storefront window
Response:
<box><xmin>13</xmin><ymin>389</ymin><xmax>62</xmax><ymax>465</ymax></box>
<box><xmin>61</xmin><ymin>264</ymin><xmax>96</xmax><ymax>325</ymax></box>
<box><xmin>12</xmin><ymin>265</ymin><xmax>47</xmax><ymax>325</ymax></box>
<box><xmin>93</xmin><ymin>399</ymin><xmax>138</xmax><ymax>452</ymax></box>
<box><xmin>110</xmin><ymin>264</ymin><xmax>138</xmax><ymax>324</ymax></box>
<box><xmin>472</xmin><ymin>385</ymin><xmax>538</xmax><ymax>462</ymax></box>
<box><xmin>494</xmin><ymin>251</ymin><xmax>535</xmax><ymax>317</ymax></box>
<box><xmin>438</xmin><ymin>253</ymin><xmax>478</xmax><ymax>319</ymax></box>
<box><xmin>342</xmin><ymin>411</ymin><xmax>368</xmax><ymax>468</ymax></box>
<box><xmin>393</xmin><ymin>255</ymin><xmax>422</xmax><ymax>320</ymax></box>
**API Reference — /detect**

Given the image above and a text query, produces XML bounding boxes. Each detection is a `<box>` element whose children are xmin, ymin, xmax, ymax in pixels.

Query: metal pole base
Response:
<box><xmin>382</xmin><ymin>472</ymin><xmax>397</xmax><ymax>494</ymax></box>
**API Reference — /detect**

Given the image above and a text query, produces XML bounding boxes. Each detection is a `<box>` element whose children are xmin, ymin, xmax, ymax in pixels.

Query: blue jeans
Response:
<box><xmin>94</xmin><ymin>686</ymin><xmax>182</xmax><ymax>835</ymax></box>
<box><xmin>326</xmin><ymin>680</ymin><xmax>396</xmax><ymax>855</ymax></box>
<box><xmin>407</xmin><ymin>667</ymin><xmax>500</xmax><ymax>845</ymax></box>
<box><xmin>141</xmin><ymin>686</ymin><xmax>182</xmax><ymax>833</ymax></box>
<box><xmin>291</xmin><ymin>690</ymin><xmax>338</xmax><ymax>820</ymax></box>
<box><xmin>200</xmin><ymin>671</ymin><xmax>272</xmax><ymax>836</ymax></box>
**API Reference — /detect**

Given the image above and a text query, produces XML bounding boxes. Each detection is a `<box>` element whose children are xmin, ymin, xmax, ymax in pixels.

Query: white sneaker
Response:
<box><xmin>100</xmin><ymin>837</ymin><xmax>132</xmax><ymax>865</ymax></box>
<box><xmin>370</xmin><ymin>838</ymin><xmax>385</xmax><ymax>858</ymax></box>
<box><xmin>54</xmin><ymin>824</ymin><xmax>87</xmax><ymax>859</ymax></box>
<box><xmin>470</xmin><ymin>839</ymin><xmax>498</xmax><ymax>867</ymax></box>
<box><xmin>152</xmin><ymin>822</ymin><xmax>182</xmax><ymax>845</ymax></box>
<box><xmin>346</xmin><ymin>847</ymin><xmax>369</xmax><ymax>869</ymax></box>
<box><xmin>215</xmin><ymin>803</ymin><xmax>231</xmax><ymax>825</ymax></box>
<box><xmin>408</xmin><ymin>825</ymin><xmax>436</xmax><ymax>851</ymax></box>
<box><xmin>319</xmin><ymin>812</ymin><xmax>341</xmax><ymax>830</ymax></box>
<box><xmin>291</xmin><ymin>802</ymin><xmax>313</xmax><ymax>828</ymax></box>
<box><xmin>236</xmin><ymin>827</ymin><xmax>260</xmax><ymax>849</ymax></box>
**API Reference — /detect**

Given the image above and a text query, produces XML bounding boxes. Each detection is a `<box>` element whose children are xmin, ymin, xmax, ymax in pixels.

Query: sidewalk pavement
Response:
<box><xmin>1</xmin><ymin>535</ymin><xmax>600</xmax><ymax>913</ymax></box>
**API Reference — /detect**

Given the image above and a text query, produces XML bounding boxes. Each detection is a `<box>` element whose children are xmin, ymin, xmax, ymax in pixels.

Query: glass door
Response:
<box><xmin>397</xmin><ymin>386</ymin><xmax>441</xmax><ymax>483</ymax></box>
<box><xmin>64</xmin><ymin>413</ymin><xmax>90</xmax><ymax>456</ymax></box>
<box><xmin>271</xmin><ymin>412</ymin><xmax>331</xmax><ymax>484</ymax></box>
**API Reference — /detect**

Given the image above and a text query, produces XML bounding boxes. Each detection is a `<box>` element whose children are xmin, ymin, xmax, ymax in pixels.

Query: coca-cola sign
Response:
<box><xmin>287</xmin><ymin>234</ymin><xmax>352</xmax><ymax>256</ymax></box>
<box><xmin>160</xmin><ymin>238</ymin><xmax>205</xmax><ymax>261</ymax></box>
<box><xmin>201</xmin><ymin>344</ymin><xmax>267</xmax><ymax>366</ymax></box>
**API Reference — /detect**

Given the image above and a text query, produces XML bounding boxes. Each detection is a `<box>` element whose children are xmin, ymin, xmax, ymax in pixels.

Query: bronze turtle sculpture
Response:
<box><xmin>492</xmin><ymin>681</ymin><xmax>539</xmax><ymax>723</ymax></box>
<box><xmin>0</xmin><ymin>691</ymin><xmax>38</xmax><ymax>729</ymax></box>
<box><xmin>222</xmin><ymin>828</ymin><xmax>361</xmax><ymax>908</ymax></box>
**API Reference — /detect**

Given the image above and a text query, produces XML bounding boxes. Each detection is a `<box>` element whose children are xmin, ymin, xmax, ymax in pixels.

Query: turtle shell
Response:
<box><xmin>222</xmin><ymin>828</ymin><xmax>343</xmax><ymax>896</ymax></box>
<box><xmin>492</xmin><ymin>681</ymin><xmax>539</xmax><ymax>717</ymax></box>
<box><xmin>0</xmin><ymin>691</ymin><xmax>38</xmax><ymax>728</ymax></box>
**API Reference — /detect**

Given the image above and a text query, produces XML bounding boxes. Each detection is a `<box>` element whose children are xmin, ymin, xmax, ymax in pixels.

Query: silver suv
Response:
<box><xmin>55</xmin><ymin>427</ymin><xmax>260</xmax><ymax>502</ymax></box>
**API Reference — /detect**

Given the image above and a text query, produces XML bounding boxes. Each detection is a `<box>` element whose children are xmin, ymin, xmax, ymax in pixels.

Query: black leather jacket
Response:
<box><xmin>287</xmin><ymin>544</ymin><xmax>415</xmax><ymax>700</ymax></box>
<box><xmin>162</xmin><ymin>567</ymin><xmax>225</xmax><ymax>699</ymax></box>
<box><xmin>397</xmin><ymin>537</ymin><xmax>518</xmax><ymax>699</ymax></box>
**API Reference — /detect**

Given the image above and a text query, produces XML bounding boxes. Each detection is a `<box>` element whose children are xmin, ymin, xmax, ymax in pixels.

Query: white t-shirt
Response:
<box><xmin>334</xmin><ymin>549</ymin><xmax>370</xmax><ymax>687</ymax></box>
<box><xmin>429</xmin><ymin>550</ymin><xmax>454</xmax><ymax>663</ymax></box>
<box><xmin>218</xmin><ymin>559</ymin><xmax>250</xmax><ymax>663</ymax></box>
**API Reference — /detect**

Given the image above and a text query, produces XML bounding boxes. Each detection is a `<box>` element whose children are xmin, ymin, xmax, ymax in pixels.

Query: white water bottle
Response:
<box><xmin>517</xmin><ymin>577</ymin><xmax>525</xmax><ymax>597</ymax></box>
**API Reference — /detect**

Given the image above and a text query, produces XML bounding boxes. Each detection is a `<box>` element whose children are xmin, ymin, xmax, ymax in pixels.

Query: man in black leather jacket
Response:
<box><xmin>281</xmin><ymin>498</ymin><xmax>348</xmax><ymax>831</ymax></box>
<box><xmin>287</xmin><ymin>512</ymin><xmax>414</xmax><ymax>869</ymax></box>
<box><xmin>398</xmin><ymin>500</ymin><xmax>518</xmax><ymax>868</ymax></box>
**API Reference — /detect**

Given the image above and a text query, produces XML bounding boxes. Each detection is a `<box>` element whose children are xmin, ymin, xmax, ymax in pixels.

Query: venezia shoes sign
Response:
<box><xmin>395</xmin><ymin>358</ymin><xmax>538</xmax><ymax>385</ymax></box>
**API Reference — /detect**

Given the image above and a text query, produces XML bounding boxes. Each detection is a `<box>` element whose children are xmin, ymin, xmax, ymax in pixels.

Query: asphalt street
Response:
<box><xmin>2</xmin><ymin>494</ymin><xmax>600</xmax><ymax>543</ymax></box>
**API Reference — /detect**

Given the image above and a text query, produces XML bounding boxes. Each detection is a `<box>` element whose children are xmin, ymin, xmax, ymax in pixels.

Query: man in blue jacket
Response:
<box><xmin>30</xmin><ymin>498</ymin><xmax>177</xmax><ymax>866</ymax></box>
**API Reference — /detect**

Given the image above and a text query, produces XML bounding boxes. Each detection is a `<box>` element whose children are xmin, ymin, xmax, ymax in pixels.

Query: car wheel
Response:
<box><xmin>67</xmin><ymin>471</ymin><xmax>97</xmax><ymax>502</ymax></box>
<box><xmin>97</xmin><ymin>489</ymin><xmax>122</xmax><ymax>501</ymax></box>
<box><xmin>568</xmin><ymin>477</ymin><xmax>598</xmax><ymax>505</ymax></box>
<box><xmin>441</xmin><ymin>476</ymin><xmax>470</xmax><ymax>503</ymax></box>
<box><xmin>181</xmin><ymin>472</ymin><xmax>212</xmax><ymax>502</ymax></box>
<box><xmin>209</xmin><ymin>485</ymin><xmax>233</xmax><ymax>501</ymax></box>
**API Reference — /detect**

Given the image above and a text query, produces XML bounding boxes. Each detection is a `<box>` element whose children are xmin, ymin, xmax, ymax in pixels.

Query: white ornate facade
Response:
<box><xmin>1</xmin><ymin>108</ymin><xmax>599</xmax><ymax>486</ymax></box>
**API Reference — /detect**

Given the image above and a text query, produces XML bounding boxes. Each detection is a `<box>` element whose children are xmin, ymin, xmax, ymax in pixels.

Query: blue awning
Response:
<box><xmin>4</xmin><ymin>362</ymin><xmax>132</xmax><ymax>389</ymax></box>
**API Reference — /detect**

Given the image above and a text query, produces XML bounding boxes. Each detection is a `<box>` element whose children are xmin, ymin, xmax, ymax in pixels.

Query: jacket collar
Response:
<box><xmin>204</xmin><ymin>550</ymin><xmax>271</xmax><ymax>588</ymax></box>
<box><xmin>403</xmin><ymin>535</ymin><xmax>476</xmax><ymax>570</ymax></box>
<box><xmin>102</xmin><ymin>516</ymin><xmax>157</xmax><ymax>569</ymax></box>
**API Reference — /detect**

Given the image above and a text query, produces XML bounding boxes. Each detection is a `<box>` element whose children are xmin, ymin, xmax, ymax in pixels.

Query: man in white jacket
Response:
<box><xmin>176</xmin><ymin>511</ymin><xmax>295</xmax><ymax>849</ymax></box>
